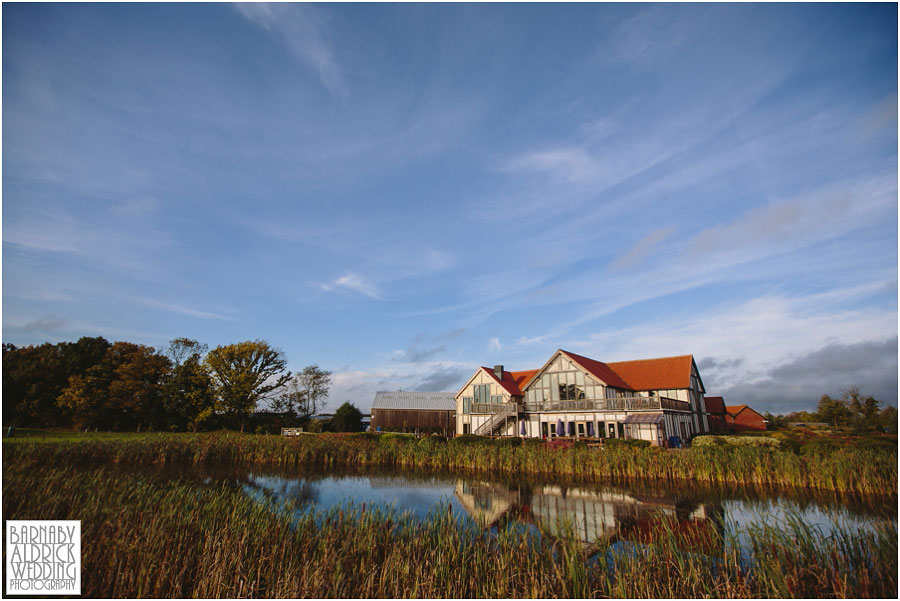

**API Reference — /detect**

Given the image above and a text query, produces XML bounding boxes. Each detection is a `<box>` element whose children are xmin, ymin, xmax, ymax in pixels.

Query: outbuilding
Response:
<box><xmin>725</xmin><ymin>405</ymin><xmax>768</xmax><ymax>432</ymax></box>
<box><xmin>371</xmin><ymin>391</ymin><xmax>456</xmax><ymax>436</ymax></box>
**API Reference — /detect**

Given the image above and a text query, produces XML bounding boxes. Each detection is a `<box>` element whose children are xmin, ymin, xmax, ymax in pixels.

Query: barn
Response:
<box><xmin>725</xmin><ymin>405</ymin><xmax>768</xmax><ymax>432</ymax></box>
<box><xmin>370</xmin><ymin>391</ymin><xmax>456</xmax><ymax>436</ymax></box>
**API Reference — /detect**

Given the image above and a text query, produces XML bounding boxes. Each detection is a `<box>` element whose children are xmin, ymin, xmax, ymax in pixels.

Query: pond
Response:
<box><xmin>165</xmin><ymin>463</ymin><xmax>895</xmax><ymax>548</ymax></box>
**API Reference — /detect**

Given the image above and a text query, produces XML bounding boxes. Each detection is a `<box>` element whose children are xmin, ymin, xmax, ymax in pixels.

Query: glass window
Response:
<box><xmin>474</xmin><ymin>384</ymin><xmax>490</xmax><ymax>404</ymax></box>
<box><xmin>575</xmin><ymin>371</ymin><xmax>584</xmax><ymax>386</ymax></box>
<box><xmin>551</xmin><ymin>383</ymin><xmax>560</xmax><ymax>401</ymax></box>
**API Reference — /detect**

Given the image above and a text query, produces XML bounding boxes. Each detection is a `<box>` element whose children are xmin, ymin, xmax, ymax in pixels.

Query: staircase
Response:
<box><xmin>474</xmin><ymin>402</ymin><xmax>521</xmax><ymax>436</ymax></box>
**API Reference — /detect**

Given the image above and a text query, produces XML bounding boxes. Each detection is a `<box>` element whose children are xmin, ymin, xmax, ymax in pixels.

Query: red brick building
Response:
<box><xmin>704</xmin><ymin>396</ymin><xmax>728</xmax><ymax>433</ymax></box>
<box><xmin>725</xmin><ymin>404</ymin><xmax>767</xmax><ymax>432</ymax></box>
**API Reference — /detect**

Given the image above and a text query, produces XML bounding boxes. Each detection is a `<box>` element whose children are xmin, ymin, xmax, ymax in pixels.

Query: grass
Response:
<box><xmin>3</xmin><ymin>460</ymin><xmax>895</xmax><ymax>598</ymax></box>
<box><xmin>4</xmin><ymin>429</ymin><xmax>896</xmax><ymax>495</ymax></box>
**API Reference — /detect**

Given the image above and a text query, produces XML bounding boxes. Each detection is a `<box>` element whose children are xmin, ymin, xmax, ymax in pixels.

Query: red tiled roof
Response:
<box><xmin>510</xmin><ymin>369</ymin><xmax>539</xmax><ymax>391</ymax></box>
<box><xmin>704</xmin><ymin>396</ymin><xmax>725</xmax><ymax>414</ymax></box>
<box><xmin>726</xmin><ymin>404</ymin><xmax>765</xmax><ymax>418</ymax></box>
<box><xmin>560</xmin><ymin>350</ymin><xmax>633</xmax><ymax>390</ymax></box>
<box><xmin>481</xmin><ymin>366</ymin><xmax>527</xmax><ymax>396</ymax></box>
<box><xmin>605</xmin><ymin>355</ymin><xmax>694</xmax><ymax>390</ymax></box>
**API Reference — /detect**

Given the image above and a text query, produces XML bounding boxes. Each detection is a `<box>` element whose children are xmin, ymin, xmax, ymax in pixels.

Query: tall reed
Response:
<box><xmin>5</xmin><ymin>431</ymin><xmax>896</xmax><ymax>495</ymax></box>
<box><xmin>3</xmin><ymin>462</ymin><xmax>896</xmax><ymax>598</ymax></box>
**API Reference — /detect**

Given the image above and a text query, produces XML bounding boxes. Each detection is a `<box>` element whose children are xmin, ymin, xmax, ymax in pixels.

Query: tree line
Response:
<box><xmin>764</xmin><ymin>387</ymin><xmax>897</xmax><ymax>433</ymax></box>
<box><xmin>3</xmin><ymin>337</ymin><xmax>334</xmax><ymax>432</ymax></box>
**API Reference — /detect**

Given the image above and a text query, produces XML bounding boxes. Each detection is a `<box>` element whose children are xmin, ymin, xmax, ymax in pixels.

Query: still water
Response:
<box><xmin>177</xmin><ymin>463</ymin><xmax>895</xmax><ymax>546</ymax></box>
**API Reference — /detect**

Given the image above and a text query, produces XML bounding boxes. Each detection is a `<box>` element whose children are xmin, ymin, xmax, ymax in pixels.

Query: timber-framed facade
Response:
<box><xmin>455</xmin><ymin>349</ymin><xmax>709</xmax><ymax>446</ymax></box>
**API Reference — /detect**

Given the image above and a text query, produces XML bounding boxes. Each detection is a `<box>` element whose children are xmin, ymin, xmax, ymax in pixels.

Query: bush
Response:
<box><xmin>350</xmin><ymin>432</ymin><xmax>379</xmax><ymax>442</ymax></box>
<box><xmin>523</xmin><ymin>437</ymin><xmax>546</xmax><ymax>447</ymax></box>
<box><xmin>378</xmin><ymin>432</ymin><xmax>416</xmax><ymax>445</ymax></box>
<box><xmin>603</xmin><ymin>438</ymin><xmax>651</xmax><ymax>449</ymax></box>
<box><xmin>450</xmin><ymin>434</ymin><xmax>492</xmax><ymax>445</ymax></box>
<box><xmin>692</xmin><ymin>435</ymin><xmax>784</xmax><ymax>450</ymax></box>
<box><xmin>799</xmin><ymin>438</ymin><xmax>844</xmax><ymax>456</ymax></box>
<box><xmin>690</xmin><ymin>435</ymin><xmax>728</xmax><ymax>448</ymax></box>
<box><xmin>492</xmin><ymin>437</ymin><xmax>522</xmax><ymax>448</ymax></box>
<box><xmin>852</xmin><ymin>437</ymin><xmax>897</xmax><ymax>454</ymax></box>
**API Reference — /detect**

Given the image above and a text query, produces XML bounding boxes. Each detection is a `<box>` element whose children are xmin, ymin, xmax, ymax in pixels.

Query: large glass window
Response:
<box><xmin>474</xmin><ymin>384</ymin><xmax>490</xmax><ymax>404</ymax></box>
<box><xmin>524</xmin><ymin>364</ymin><xmax>613</xmax><ymax>404</ymax></box>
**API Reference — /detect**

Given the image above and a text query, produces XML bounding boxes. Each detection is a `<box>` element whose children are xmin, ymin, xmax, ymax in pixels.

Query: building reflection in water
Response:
<box><xmin>454</xmin><ymin>479</ymin><xmax>725</xmax><ymax>549</ymax></box>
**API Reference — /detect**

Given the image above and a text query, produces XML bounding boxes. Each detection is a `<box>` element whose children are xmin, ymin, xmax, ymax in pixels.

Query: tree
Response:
<box><xmin>3</xmin><ymin>337</ymin><xmax>111</xmax><ymax>428</ymax></box>
<box><xmin>330</xmin><ymin>402</ymin><xmax>363</xmax><ymax>432</ymax></box>
<box><xmin>763</xmin><ymin>412</ymin><xmax>789</xmax><ymax>430</ymax></box>
<box><xmin>165</xmin><ymin>337</ymin><xmax>209</xmax><ymax>368</ymax></box>
<box><xmin>275</xmin><ymin>365</ymin><xmax>332</xmax><ymax>420</ymax></box>
<box><xmin>57</xmin><ymin>341</ymin><xmax>170</xmax><ymax>431</ymax></box>
<box><xmin>162</xmin><ymin>338</ymin><xmax>214</xmax><ymax>431</ymax></box>
<box><xmin>817</xmin><ymin>394</ymin><xmax>851</xmax><ymax>427</ymax></box>
<box><xmin>878</xmin><ymin>406</ymin><xmax>898</xmax><ymax>434</ymax></box>
<box><xmin>107</xmin><ymin>342</ymin><xmax>172</xmax><ymax>431</ymax></box>
<box><xmin>204</xmin><ymin>340</ymin><xmax>291</xmax><ymax>432</ymax></box>
<box><xmin>57</xmin><ymin>368</ymin><xmax>112</xmax><ymax>431</ymax></box>
<box><xmin>840</xmin><ymin>387</ymin><xmax>882</xmax><ymax>432</ymax></box>
<box><xmin>163</xmin><ymin>355</ymin><xmax>215</xmax><ymax>431</ymax></box>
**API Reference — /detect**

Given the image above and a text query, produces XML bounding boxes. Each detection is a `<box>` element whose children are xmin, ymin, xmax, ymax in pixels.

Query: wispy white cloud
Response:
<box><xmin>236</xmin><ymin>3</ymin><xmax>344</xmax><ymax>97</ymax></box>
<box><xmin>502</xmin><ymin>146</ymin><xmax>598</xmax><ymax>183</ymax></box>
<box><xmin>127</xmin><ymin>297</ymin><xmax>234</xmax><ymax>321</ymax></box>
<box><xmin>317</xmin><ymin>273</ymin><xmax>382</xmax><ymax>299</ymax></box>
<box><xmin>515</xmin><ymin>335</ymin><xmax>548</xmax><ymax>347</ymax></box>
<box><xmin>488</xmin><ymin>337</ymin><xmax>502</xmax><ymax>353</ymax></box>
<box><xmin>608</xmin><ymin>226</ymin><xmax>675</xmax><ymax>271</ymax></box>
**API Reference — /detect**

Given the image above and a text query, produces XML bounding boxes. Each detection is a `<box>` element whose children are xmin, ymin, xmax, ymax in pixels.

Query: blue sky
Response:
<box><xmin>3</xmin><ymin>3</ymin><xmax>897</xmax><ymax>413</ymax></box>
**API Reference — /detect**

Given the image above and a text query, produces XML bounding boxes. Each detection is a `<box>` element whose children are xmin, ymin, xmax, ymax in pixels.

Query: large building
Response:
<box><xmin>455</xmin><ymin>349</ymin><xmax>710</xmax><ymax>446</ymax></box>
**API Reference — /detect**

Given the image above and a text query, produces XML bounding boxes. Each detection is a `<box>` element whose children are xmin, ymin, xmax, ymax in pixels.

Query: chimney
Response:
<box><xmin>493</xmin><ymin>365</ymin><xmax>504</xmax><ymax>379</ymax></box>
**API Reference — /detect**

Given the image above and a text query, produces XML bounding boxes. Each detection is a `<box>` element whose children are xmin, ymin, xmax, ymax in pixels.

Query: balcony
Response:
<box><xmin>471</xmin><ymin>403</ymin><xmax>509</xmax><ymax>414</ymax></box>
<box><xmin>523</xmin><ymin>396</ymin><xmax>690</xmax><ymax>413</ymax></box>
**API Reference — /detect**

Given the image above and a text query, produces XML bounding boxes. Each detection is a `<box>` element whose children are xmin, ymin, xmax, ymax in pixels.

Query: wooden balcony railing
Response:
<box><xmin>523</xmin><ymin>396</ymin><xmax>690</xmax><ymax>413</ymax></box>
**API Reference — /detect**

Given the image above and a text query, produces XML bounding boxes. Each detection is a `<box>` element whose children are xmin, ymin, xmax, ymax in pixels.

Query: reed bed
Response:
<box><xmin>3</xmin><ymin>462</ymin><xmax>895</xmax><ymax>598</ymax></box>
<box><xmin>4</xmin><ymin>431</ymin><xmax>896</xmax><ymax>495</ymax></box>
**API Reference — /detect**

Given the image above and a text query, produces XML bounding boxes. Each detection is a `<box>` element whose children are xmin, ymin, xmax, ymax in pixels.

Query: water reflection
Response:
<box><xmin>130</xmin><ymin>462</ymin><xmax>894</xmax><ymax>547</ymax></box>
<box><xmin>454</xmin><ymin>479</ymin><xmax>725</xmax><ymax>549</ymax></box>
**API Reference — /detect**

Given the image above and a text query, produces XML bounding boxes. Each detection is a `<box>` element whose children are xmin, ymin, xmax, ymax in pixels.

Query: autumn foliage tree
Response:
<box><xmin>57</xmin><ymin>342</ymin><xmax>171</xmax><ymax>431</ymax></box>
<box><xmin>162</xmin><ymin>339</ymin><xmax>215</xmax><ymax>432</ymax></box>
<box><xmin>204</xmin><ymin>340</ymin><xmax>291</xmax><ymax>432</ymax></box>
